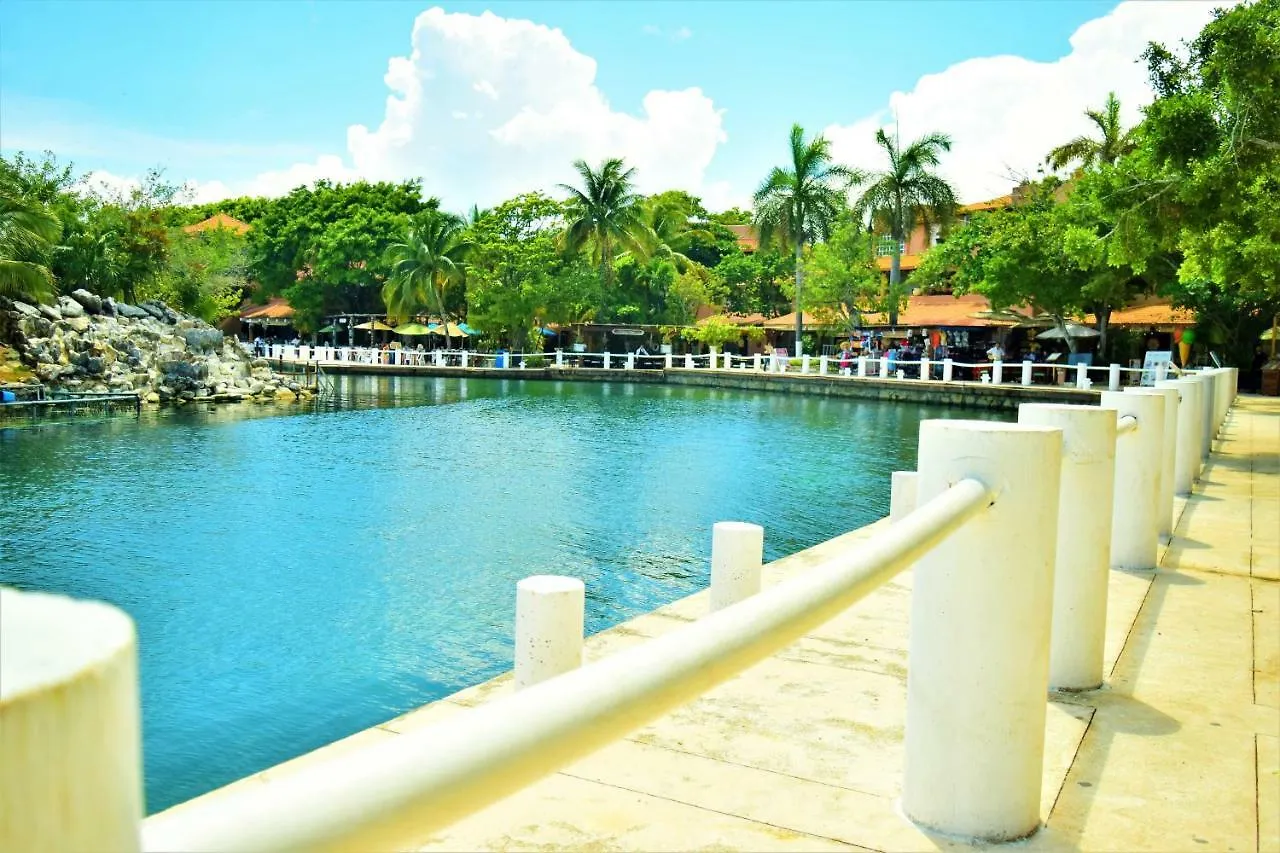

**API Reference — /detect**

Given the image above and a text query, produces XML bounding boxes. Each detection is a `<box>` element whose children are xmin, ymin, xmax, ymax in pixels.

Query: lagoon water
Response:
<box><xmin>0</xmin><ymin>375</ymin><xmax>1001</xmax><ymax>812</ymax></box>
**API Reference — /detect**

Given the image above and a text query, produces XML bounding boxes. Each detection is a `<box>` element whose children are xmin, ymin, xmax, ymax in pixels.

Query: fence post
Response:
<box><xmin>903</xmin><ymin>420</ymin><xmax>1062</xmax><ymax>841</ymax></box>
<box><xmin>801</xmin><ymin>354</ymin><xmax>811</xmax><ymax>374</ymax></box>
<box><xmin>708</xmin><ymin>347</ymin><xmax>718</xmax><ymax>369</ymax></box>
<box><xmin>1019</xmin><ymin>404</ymin><xmax>1117</xmax><ymax>690</ymax></box>
<box><xmin>880</xmin><ymin>355</ymin><xmax>889</xmax><ymax>378</ymax></box>
<box><xmin>943</xmin><ymin>358</ymin><xmax>954</xmax><ymax>382</ymax></box>
<box><xmin>461</xmin><ymin>350</ymin><xmax>469</xmax><ymax>368</ymax></box>
<box><xmin>723</xmin><ymin>351</ymin><xmax>732</xmax><ymax>370</ymax></box>
<box><xmin>753</xmin><ymin>353</ymin><xmax>762</xmax><ymax>372</ymax></box>
<box><xmin>1198</xmin><ymin>369</ymin><xmax>1217</xmax><ymax>459</ymax></box>
<box><xmin>0</xmin><ymin>588</ymin><xmax>143</xmax><ymax>852</ymax></box>
<box><xmin>919</xmin><ymin>357</ymin><xmax>931</xmax><ymax>381</ymax></box>
<box><xmin>602</xmin><ymin>352</ymin><xmax>611</xmax><ymax>370</ymax></box>
<box><xmin>1021</xmin><ymin>360</ymin><xmax>1033</xmax><ymax>386</ymax></box>
<box><xmin>889</xmin><ymin>471</ymin><xmax>918</xmax><ymax>522</ymax></box>
<box><xmin>1108</xmin><ymin>363</ymin><xmax>1121</xmax><ymax>391</ymax></box>
<box><xmin>1101</xmin><ymin>390</ymin><xmax>1165</xmax><ymax>569</ymax></box>
<box><xmin>554</xmin><ymin>350</ymin><xmax>563</xmax><ymax>368</ymax></box>
<box><xmin>1156</xmin><ymin>378</ymin><xmax>1199</xmax><ymax>495</ymax></box>
<box><xmin>708</xmin><ymin>522</ymin><xmax>764</xmax><ymax>612</ymax></box>
<box><xmin>626</xmin><ymin>353</ymin><xmax>635</xmax><ymax>371</ymax></box>
<box><xmin>992</xmin><ymin>360</ymin><xmax>1004</xmax><ymax>385</ymax></box>
<box><xmin>857</xmin><ymin>356</ymin><xmax>867</xmax><ymax>378</ymax></box>
<box><xmin>681</xmin><ymin>353</ymin><xmax>691</xmax><ymax>369</ymax></box>
<box><xmin>1075</xmin><ymin>362</ymin><xmax>1089</xmax><ymax>390</ymax></box>
<box><xmin>514</xmin><ymin>576</ymin><xmax>584</xmax><ymax>690</ymax></box>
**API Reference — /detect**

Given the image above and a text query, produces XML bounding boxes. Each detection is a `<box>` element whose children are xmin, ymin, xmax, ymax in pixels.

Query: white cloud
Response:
<box><xmin>189</xmin><ymin>8</ymin><xmax>723</xmax><ymax>207</ymax></box>
<box><xmin>823</xmin><ymin>0</ymin><xmax>1233</xmax><ymax>205</ymax></box>
<box><xmin>642</xmin><ymin>24</ymin><xmax>693</xmax><ymax>42</ymax></box>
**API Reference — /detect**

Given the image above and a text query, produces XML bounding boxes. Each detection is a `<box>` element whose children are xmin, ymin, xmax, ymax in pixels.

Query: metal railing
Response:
<box><xmin>2</xmin><ymin>367</ymin><xmax>1240</xmax><ymax>852</ymax></box>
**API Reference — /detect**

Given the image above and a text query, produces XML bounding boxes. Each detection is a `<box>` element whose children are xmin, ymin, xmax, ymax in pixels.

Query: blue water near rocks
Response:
<box><xmin>0</xmin><ymin>375</ymin><xmax>1001</xmax><ymax>813</ymax></box>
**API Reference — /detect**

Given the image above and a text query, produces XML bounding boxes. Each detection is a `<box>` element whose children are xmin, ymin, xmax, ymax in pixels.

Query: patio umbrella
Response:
<box><xmin>428</xmin><ymin>322</ymin><xmax>468</xmax><ymax>337</ymax></box>
<box><xmin>315</xmin><ymin>324</ymin><xmax>339</xmax><ymax>334</ymax></box>
<box><xmin>1036</xmin><ymin>322</ymin><xmax>1101</xmax><ymax>341</ymax></box>
<box><xmin>354</xmin><ymin>320</ymin><xmax>396</xmax><ymax>331</ymax></box>
<box><xmin>394</xmin><ymin>323</ymin><xmax>433</xmax><ymax>336</ymax></box>
<box><xmin>458</xmin><ymin>322</ymin><xmax>482</xmax><ymax>336</ymax></box>
<box><xmin>539</xmin><ymin>327</ymin><xmax>558</xmax><ymax>337</ymax></box>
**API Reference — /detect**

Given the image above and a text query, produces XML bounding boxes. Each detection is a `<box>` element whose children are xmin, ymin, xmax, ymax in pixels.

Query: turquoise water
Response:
<box><xmin>0</xmin><ymin>375</ymin><xmax>1002</xmax><ymax>813</ymax></box>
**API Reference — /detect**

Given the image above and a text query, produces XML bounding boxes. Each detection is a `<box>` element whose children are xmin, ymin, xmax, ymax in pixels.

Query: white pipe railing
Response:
<box><xmin>141</xmin><ymin>478</ymin><xmax>993</xmax><ymax>852</ymax></box>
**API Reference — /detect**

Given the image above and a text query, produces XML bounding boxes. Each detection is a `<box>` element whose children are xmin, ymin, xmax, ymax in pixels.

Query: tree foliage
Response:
<box><xmin>798</xmin><ymin>220</ymin><xmax>894</xmax><ymax>335</ymax></box>
<box><xmin>1046</xmin><ymin>92</ymin><xmax>1138</xmax><ymax>172</ymax></box>
<box><xmin>558</xmin><ymin>158</ymin><xmax>654</xmax><ymax>294</ymax></box>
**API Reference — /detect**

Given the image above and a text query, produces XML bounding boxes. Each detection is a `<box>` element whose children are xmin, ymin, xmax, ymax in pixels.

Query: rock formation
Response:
<box><xmin>0</xmin><ymin>292</ymin><xmax>311</xmax><ymax>405</ymax></box>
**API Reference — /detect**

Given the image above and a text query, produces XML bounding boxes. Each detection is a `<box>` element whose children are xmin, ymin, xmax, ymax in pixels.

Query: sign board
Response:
<box><xmin>1141</xmin><ymin>350</ymin><xmax>1173</xmax><ymax>386</ymax></box>
<box><xmin>611</xmin><ymin>328</ymin><xmax>645</xmax><ymax>337</ymax></box>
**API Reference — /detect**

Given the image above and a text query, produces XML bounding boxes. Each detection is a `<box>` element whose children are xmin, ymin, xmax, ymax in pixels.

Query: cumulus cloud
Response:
<box><xmin>190</xmin><ymin>8</ymin><xmax>723</xmax><ymax>207</ymax></box>
<box><xmin>824</xmin><ymin>0</ymin><xmax>1232</xmax><ymax>205</ymax></box>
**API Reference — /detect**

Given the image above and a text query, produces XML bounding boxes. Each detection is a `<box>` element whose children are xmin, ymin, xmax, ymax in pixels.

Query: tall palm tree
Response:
<box><xmin>384</xmin><ymin>211</ymin><xmax>472</xmax><ymax>349</ymax></box>
<box><xmin>1046</xmin><ymin>92</ymin><xmax>1136</xmax><ymax>172</ymax></box>
<box><xmin>0</xmin><ymin>191</ymin><xmax>60</xmax><ymax>304</ymax></box>
<box><xmin>854</xmin><ymin>128</ymin><xmax>957</xmax><ymax>325</ymax></box>
<box><xmin>558</xmin><ymin>158</ymin><xmax>653</xmax><ymax>296</ymax></box>
<box><xmin>754</xmin><ymin>124</ymin><xmax>860</xmax><ymax>356</ymax></box>
<box><xmin>644</xmin><ymin>192</ymin><xmax>714</xmax><ymax>273</ymax></box>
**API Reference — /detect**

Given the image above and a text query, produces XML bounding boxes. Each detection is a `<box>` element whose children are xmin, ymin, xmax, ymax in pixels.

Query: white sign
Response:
<box><xmin>1141</xmin><ymin>350</ymin><xmax>1173</xmax><ymax>386</ymax></box>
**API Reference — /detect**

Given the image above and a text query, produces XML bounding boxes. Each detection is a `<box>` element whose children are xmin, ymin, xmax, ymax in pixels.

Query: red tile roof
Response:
<box><xmin>240</xmin><ymin>297</ymin><xmax>294</xmax><ymax>320</ymax></box>
<box><xmin>725</xmin><ymin>224</ymin><xmax>758</xmax><ymax>253</ymax></box>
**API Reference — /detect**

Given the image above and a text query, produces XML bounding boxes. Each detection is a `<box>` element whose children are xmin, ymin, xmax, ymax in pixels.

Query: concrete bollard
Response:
<box><xmin>1075</xmin><ymin>362</ymin><xmax>1089</xmax><ymax>390</ymax></box>
<box><xmin>857</xmin><ymin>357</ymin><xmax>867</xmax><ymax>378</ymax></box>
<box><xmin>1019</xmin><ymin>404</ymin><xmax>1117</xmax><ymax>690</ymax></box>
<box><xmin>880</xmin><ymin>356</ymin><xmax>889</xmax><ymax>378</ymax></box>
<box><xmin>1108</xmin><ymin>363</ymin><xmax>1121</xmax><ymax>391</ymax></box>
<box><xmin>889</xmin><ymin>471</ymin><xmax>919</xmax><ymax>522</ymax></box>
<box><xmin>723</xmin><ymin>351</ymin><xmax>732</xmax><ymax>370</ymax></box>
<box><xmin>753</xmin><ymin>353</ymin><xmax>762</xmax><ymax>372</ymax></box>
<box><xmin>993</xmin><ymin>360</ymin><xmax>1004</xmax><ymax>385</ymax></box>
<box><xmin>708</xmin><ymin>521</ymin><xmax>765</xmax><ymax>612</ymax></box>
<box><xmin>920</xmin><ymin>357</ymin><xmax>931</xmax><ymax>381</ymax></box>
<box><xmin>626</xmin><ymin>353</ymin><xmax>635</xmax><ymax>371</ymax></box>
<box><xmin>514</xmin><ymin>576</ymin><xmax>585</xmax><ymax>690</ymax></box>
<box><xmin>664</xmin><ymin>353</ymin><xmax>672</xmax><ymax>370</ymax></box>
<box><xmin>1157</xmin><ymin>378</ymin><xmax>1200</xmax><ymax>495</ymax></box>
<box><xmin>708</xmin><ymin>347</ymin><xmax>717</xmax><ymax>370</ymax></box>
<box><xmin>1101</xmin><ymin>391</ymin><xmax>1165</xmax><ymax>569</ymax></box>
<box><xmin>943</xmin><ymin>358</ymin><xmax>954</xmax><ymax>382</ymax></box>
<box><xmin>461</xmin><ymin>350</ymin><xmax>469</xmax><ymax>368</ymax></box>
<box><xmin>0</xmin><ymin>588</ymin><xmax>143</xmax><ymax>852</ymax></box>
<box><xmin>903</xmin><ymin>420</ymin><xmax>1063</xmax><ymax>842</ymax></box>
<box><xmin>1022</xmin><ymin>360</ymin><xmax>1033</xmax><ymax>386</ymax></box>
<box><xmin>685</xmin><ymin>353</ymin><xmax>693</xmax><ymax>369</ymax></box>
<box><xmin>555</xmin><ymin>350</ymin><xmax>563</xmax><ymax>368</ymax></box>
<box><xmin>603</xmin><ymin>352</ymin><xmax>611</xmax><ymax>370</ymax></box>
<box><xmin>818</xmin><ymin>355</ymin><xmax>828</xmax><ymax>375</ymax></box>
<box><xmin>1198</xmin><ymin>369</ymin><xmax>1217</xmax><ymax>459</ymax></box>
<box><xmin>802</xmin><ymin>355</ymin><xmax>811</xmax><ymax>374</ymax></box>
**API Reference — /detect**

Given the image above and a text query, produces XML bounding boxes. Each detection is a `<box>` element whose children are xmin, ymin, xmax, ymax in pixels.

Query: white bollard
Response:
<box><xmin>461</xmin><ymin>350</ymin><xmax>469</xmax><ymax>368</ymax></box>
<box><xmin>802</xmin><ymin>354</ymin><xmax>811</xmax><ymax>374</ymax></box>
<box><xmin>919</xmin><ymin>357</ymin><xmax>931</xmax><ymax>381</ymax></box>
<box><xmin>664</xmin><ymin>353</ymin><xmax>672</xmax><ymax>370</ymax></box>
<box><xmin>603</xmin><ymin>352</ymin><xmax>611</xmax><ymax>370</ymax></box>
<box><xmin>880</xmin><ymin>356</ymin><xmax>889</xmax><ymax>378</ymax></box>
<box><xmin>1108</xmin><ymin>363</ymin><xmax>1121</xmax><ymax>391</ymax></box>
<box><xmin>943</xmin><ymin>358</ymin><xmax>954</xmax><ymax>382</ymax></box>
<box><xmin>684</xmin><ymin>353</ymin><xmax>693</xmax><ymax>369</ymax></box>
<box><xmin>1075</xmin><ymin>362</ymin><xmax>1089</xmax><ymax>390</ymax></box>
<box><xmin>1019</xmin><ymin>404</ymin><xmax>1117</xmax><ymax>690</ymax></box>
<box><xmin>1198</xmin><ymin>369</ymin><xmax>1217</xmax><ymax>458</ymax></box>
<box><xmin>889</xmin><ymin>471</ymin><xmax>918</xmax><ymax>522</ymax></box>
<box><xmin>1101</xmin><ymin>390</ymin><xmax>1165</xmax><ymax>569</ymax></box>
<box><xmin>723</xmin><ymin>350</ymin><xmax>732</xmax><ymax>370</ymax></box>
<box><xmin>753</xmin><ymin>353</ymin><xmax>762</xmax><ymax>372</ymax></box>
<box><xmin>0</xmin><ymin>588</ymin><xmax>143</xmax><ymax>852</ymax></box>
<box><xmin>1157</xmin><ymin>378</ymin><xmax>1199</xmax><ymax>495</ymax></box>
<box><xmin>707</xmin><ymin>347</ymin><xmax>717</xmax><ymax>369</ymax></box>
<box><xmin>1021</xmin><ymin>360</ymin><xmax>1033</xmax><ymax>386</ymax></box>
<box><xmin>903</xmin><ymin>420</ymin><xmax>1063</xmax><ymax>841</ymax></box>
<box><xmin>555</xmin><ymin>350</ymin><xmax>563</xmax><ymax>368</ymax></box>
<box><xmin>514</xmin><ymin>576</ymin><xmax>585</xmax><ymax>690</ymax></box>
<box><xmin>708</xmin><ymin>522</ymin><xmax>765</xmax><ymax>612</ymax></box>
<box><xmin>818</xmin><ymin>355</ymin><xmax>828</xmax><ymax>375</ymax></box>
<box><xmin>993</xmin><ymin>360</ymin><xmax>1004</xmax><ymax>385</ymax></box>
<box><xmin>857</xmin><ymin>356</ymin><xmax>867</xmax><ymax>378</ymax></box>
<box><xmin>626</xmin><ymin>353</ymin><xmax>635</xmax><ymax>370</ymax></box>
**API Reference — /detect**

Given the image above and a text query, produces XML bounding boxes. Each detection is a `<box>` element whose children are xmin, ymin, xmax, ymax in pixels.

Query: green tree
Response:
<box><xmin>853</xmin><ymin>128</ymin><xmax>956</xmax><ymax>325</ymax></box>
<box><xmin>558</xmin><ymin>158</ymin><xmax>654</xmax><ymax>307</ymax></box>
<box><xmin>1046</xmin><ymin>92</ymin><xmax>1138</xmax><ymax>172</ymax></box>
<box><xmin>0</xmin><ymin>191</ymin><xmax>60</xmax><ymax>303</ymax></box>
<box><xmin>143</xmin><ymin>226</ymin><xmax>251</xmax><ymax>322</ymax></box>
<box><xmin>753</xmin><ymin>124</ymin><xmax>858</xmax><ymax>355</ymax></box>
<box><xmin>384</xmin><ymin>211</ymin><xmax>472</xmax><ymax>348</ymax></box>
<box><xmin>799</xmin><ymin>220</ymin><xmax>893</xmax><ymax>336</ymax></box>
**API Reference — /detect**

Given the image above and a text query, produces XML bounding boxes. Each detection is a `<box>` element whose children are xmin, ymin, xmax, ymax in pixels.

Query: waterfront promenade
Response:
<box><xmin>157</xmin><ymin>395</ymin><xmax>1279</xmax><ymax>851</ymax></box>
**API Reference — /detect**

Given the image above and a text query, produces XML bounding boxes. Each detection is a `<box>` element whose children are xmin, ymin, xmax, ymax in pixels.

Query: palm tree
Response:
<box><xmin>1046</xmin><ymin>92</ymin><xmax>1136</xmax><ymax>172</ymax></box>
<box><xmin>558</xmin><ymin>158</ymin><xmax>653</xmax><ymax>296</ymax></box>
<box><xmin>644</xmin><ymin>192</ymin><xmax>714</xmax><ymax>273</ymax></box>
<box><xmin>854</xmin><ymin>128</ymin><xmax>957</xmax><ymax>325</ymax></box>
<box><xmin>754</xmin><ymin>124</ymin><xmax>860</xmax><ymax>356</ymax></box>
<box><xmin>0</xmin><ymin>191</ymin><xmax>60</xmax><ymax>304</ymax></box>
<box><xmin>384</xmin><ymin>211</ymin><xmax>472</xmax><ymax>349</ymax></box>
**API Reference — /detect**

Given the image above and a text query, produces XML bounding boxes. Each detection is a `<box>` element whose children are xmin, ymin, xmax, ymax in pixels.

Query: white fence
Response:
<box><xmin>247</xmin><ymin>341</ymin><xmax>1191</xmax><ymax>391</ymax></box>
<box><xmin>1</xmin><ymin>368</ymin><xmax>1239</xmax><ymax>851</ymax></box>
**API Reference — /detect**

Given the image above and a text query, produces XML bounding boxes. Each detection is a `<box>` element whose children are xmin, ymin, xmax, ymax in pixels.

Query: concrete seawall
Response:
<box><xmin>287</xmin><ymin>360</ymin><xmax>1100</xmax><ymax>411</ymax></box>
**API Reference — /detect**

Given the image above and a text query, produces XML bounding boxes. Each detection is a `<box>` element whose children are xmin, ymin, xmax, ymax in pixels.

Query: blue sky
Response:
<box><xmin>0</xmin><ymin>1</ymin><xmax>1223</xmax><ymax>209</ymax></box>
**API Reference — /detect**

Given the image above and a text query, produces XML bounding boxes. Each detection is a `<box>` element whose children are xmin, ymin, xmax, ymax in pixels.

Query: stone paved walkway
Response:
<box><xmin>155</xmin><ymin>397</ymin><xmax>1280</xmax><ymax>852</ymax></box>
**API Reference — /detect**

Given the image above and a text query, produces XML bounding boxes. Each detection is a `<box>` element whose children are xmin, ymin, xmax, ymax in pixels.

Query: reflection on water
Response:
<box><xmin>0</xmin><ymin>375</ymin><xmax>1004</xmax><ymax>812</ymax></box>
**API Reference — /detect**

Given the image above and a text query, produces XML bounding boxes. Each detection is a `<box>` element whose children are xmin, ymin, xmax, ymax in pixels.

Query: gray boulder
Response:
<box><xmin>38</xmin><ymin>303</ymin><xmax>62</xmax><ymax>322</ymax></box>
<box><xmin>70</xmin><ymin>290</ymin><xmax>103</xmax><ymax>314</ymax></box>
<box><xmin>101</xmin><ymin>297</ymin><xmax>119</xmax><ymax>318</ymax></box>
<box><xmin>115</xmin><ymin>302</ymin><xmax>151</xmax><ymax>320</ymax></box>
<box><xmin>11</xmin><ymin>301</ymin><xmax>40</xmax><ymax>318</ymax></box>
<box><xmin>57</xmin><ymin>296</ymin><xmax>85</xmax><ymax>318</ymax></box>
<box><xmin>62</xmin><ymin>316</ymin><xmax>91</xmax><ymax>333</ymax></box>
<box><xmin>181</xmin><ymin>328</ymin><xmax>224</xmax><ymax>353</ymax></box>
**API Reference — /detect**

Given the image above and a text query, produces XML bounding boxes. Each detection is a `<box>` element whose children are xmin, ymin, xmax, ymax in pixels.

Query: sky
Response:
<box><xmin>0</xmin><ymin>0</ymin><xmax>1231</xmax><ymax>213</ymax></box>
